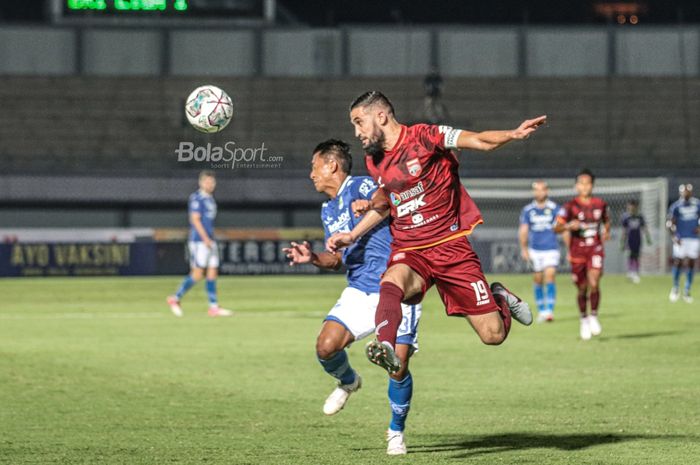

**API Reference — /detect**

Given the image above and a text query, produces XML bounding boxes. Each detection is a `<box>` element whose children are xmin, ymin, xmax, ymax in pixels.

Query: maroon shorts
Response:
<box><xmin>388</xmin><ymin>236</ymin><xmax>500</xmax><ymax>317</ymax></box>
<box><xmin>570</xmin><ymin>245</ymin><xmax>605</xmax><ymax>285</ymax></box>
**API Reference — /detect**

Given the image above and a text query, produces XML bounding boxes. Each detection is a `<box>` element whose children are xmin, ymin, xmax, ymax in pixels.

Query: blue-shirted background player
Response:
<box><xmin>519</xmin><ymin>180</ymin><xmax>562</xmax><ymax>322</ymax></box>
<box><xmin>167</xmin><ymin>170</ymin><xmax>233</xmax><ymax>317</ymax></box>
<box><xmin>667</xmin><ymin>183</ymin><xmax>700</xmax><ymax>303</ymax></box>
<box><xmin>283</xmin><ymin>140</ymin><xmax>421</xmax><ymax>456</ymax></box>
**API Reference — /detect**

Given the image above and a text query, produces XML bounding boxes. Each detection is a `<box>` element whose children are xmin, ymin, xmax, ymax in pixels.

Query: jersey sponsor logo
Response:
<box><xmin>406</xmin><ymin>158</ymin><xmax>422</xmax><ymax>177</ymax></box>
<box><xmin>397</xmin><ymin>194</ymin><xmax>426</xmax><ymax>217</ymax></box>
<box><xmin>593</xmin><ymin>209</ymin><xmax>602</xmax><ymax>220</ymax></box>
<box><xmin>412</xmin><ymin>213</ymin><xmax>424</xmax><ymax>224</ymax></box>
<box><xmin>392</xmin><ymin>182</ymin><xmax>425</xmax><ymax>206</ymax></box>
<box><xmin>326</xmin><ymin>211</ymin><xmax>351</xmax><ymax>234</ymax></box>
<box><xmin>358</xmin><ymin>179</ymin><xmax>374</xmax><ymax>197</ymax></box>
<box><xmin>392</xmin><ymin>252</ymin><xmax>406</xmax><ymax>261</ymax></box>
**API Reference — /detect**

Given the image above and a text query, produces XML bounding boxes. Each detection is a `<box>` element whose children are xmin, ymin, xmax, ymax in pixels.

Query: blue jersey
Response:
<box><xmin>321</xmin><ymin>176</ymin><xmax>392</xmax><ymax>294</ymax></box>
<box><xmin>188</xmin><ymin>190</ymin><xmax>217</xmax><ymax>242</ymax></box>
<box><xmin>668</xmin><ymin>197</ymin><xmax>700</xmax><ymax>239</ymax></box>
<box><xmin>520</xmin><ymin>200</ymin><xmax>559</xmax><ymax>251</ymax></box>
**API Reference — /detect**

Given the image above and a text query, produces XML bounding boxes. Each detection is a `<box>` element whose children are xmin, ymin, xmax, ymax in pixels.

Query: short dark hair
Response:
<box><xmin>576</xmin><ymin>168</ymin><xmax>595</xmax><ymax>183</ymax></box>
<box><xmin>349</xmin><ymin>91</ymin><xmax>395</xmax><ymax>116</ymax></box>
<box><xmin>313</xmin><ymin>139</ymin><xmax>352</xmax><ymax>174</ymax></box>
<box><xmin>627</xmin><ymin>199</ymin><xmax>639</xmax><ymax>206</ymax></box>
<box><xmin>199</xmin><ymin>170</ymin><xmax>215</xmax><ymax>180</ymax></box>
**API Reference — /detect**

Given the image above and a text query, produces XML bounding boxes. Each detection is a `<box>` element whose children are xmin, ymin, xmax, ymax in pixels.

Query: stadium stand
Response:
<box><xmin>1</xmin><ymin>76</ymin><xmax>698</xmax><ymax>177</ymax></box>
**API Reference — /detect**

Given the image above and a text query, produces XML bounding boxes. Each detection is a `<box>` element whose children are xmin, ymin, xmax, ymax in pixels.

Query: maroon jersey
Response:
<box><xmin>365</xmin><ymin>124</ymin><xmax>483</xmax><ymax>250</ymax></box>
<box><xmin>556</xmin><ymin>197</ymin><xmax>609</xmax><ymax>255</ymax></box>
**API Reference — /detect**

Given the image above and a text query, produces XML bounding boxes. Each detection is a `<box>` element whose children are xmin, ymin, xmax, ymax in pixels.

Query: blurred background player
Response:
<box><xmin>519</xmin><ymin>180</ymin><xmax>561</xmax><ymax>322</ymax></box>
<box><xmin>620</xmin><ymin>199</ymin><xmax>652</xmax><ymax>284</ymax></box>
<box><xmin>167</xmin><ymin>171</ymin><xmax>232</xmax><ymax>317</ymax></box>
<box><xmin>555</xmin><ymin>169</ymin><xmax>610</xmax><ymax>341</ymax></box>
<box><xmin>283</xmin><ymin>140</ymin><xmax>421</xmax><ymax>456</ymax></box>
<box><xmin>328</xmin><ymin>91</ymin><xmax>542</xmax><ymax>375</ymax></box>
<box><xmin>667</xmin><ymin>183</ymin><xmax>700</xmax><ymax>303</ymax></box>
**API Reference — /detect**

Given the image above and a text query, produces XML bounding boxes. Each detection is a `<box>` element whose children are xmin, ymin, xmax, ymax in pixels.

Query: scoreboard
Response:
<box><xmin>53</xmin><ymin>0</ymin><xmax>271</xmax><ymax>22</ymax></box>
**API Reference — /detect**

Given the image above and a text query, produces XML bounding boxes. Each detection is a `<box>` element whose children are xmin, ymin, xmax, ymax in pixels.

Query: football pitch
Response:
<box><xmin>1</xmin><ymin>275</ymin><xmax>698</xmax><ymax>464</ymax></box>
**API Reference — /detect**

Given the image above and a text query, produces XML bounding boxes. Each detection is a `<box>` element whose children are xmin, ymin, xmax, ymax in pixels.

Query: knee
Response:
<box><xmin>316</xmin><ymin>336</ymin><xmax>343</xmax><ymax>360</ymax></box>
<box><xmin>478</xmin><ymin>325</ymin><xmax>506</xmax><ymax>346</ymax></box>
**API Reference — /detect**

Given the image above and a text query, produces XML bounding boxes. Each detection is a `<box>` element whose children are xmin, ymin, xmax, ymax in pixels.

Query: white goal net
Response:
<box><xmin>463</xmin><ymin>178</ymin><xmax>669</xmax><ymax>275</ymax></box>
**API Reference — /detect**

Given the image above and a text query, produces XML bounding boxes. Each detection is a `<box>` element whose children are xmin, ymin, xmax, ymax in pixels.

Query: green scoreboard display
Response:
<box><xmin>54</xmin><ymin>0</ymin><xmax>267</xmax><ymax>21</ymax></box>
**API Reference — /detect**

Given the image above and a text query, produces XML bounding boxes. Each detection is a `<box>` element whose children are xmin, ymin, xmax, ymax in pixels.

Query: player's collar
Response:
<box><xmin>385</xmin><ymin>125</ymin><xmax>407</xmax><ymax>154</ymax></box>
<box><xmin>198</xmin><ymin>189</ymin><xmax>212</xmax><ymax>198</ymax></box>
<box><xmin>335</xmin><ymin>175</ymin><xmax>352</xmax><ymax>198</ymax></box>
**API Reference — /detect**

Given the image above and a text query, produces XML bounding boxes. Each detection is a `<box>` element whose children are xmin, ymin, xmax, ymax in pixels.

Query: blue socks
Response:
<box><xmin>686</xmin><ymin>269</ymin><xmax>694</xmax><ymax>294</ymax></box>
<box><xmin>545</xmin><ymin>282</ymin><xmax>556</xmax><ymax>313</ymax></box>
<box><xmin>318</xmin><ymin>350</ymin><xmax>356</xmax><ymax>386</ymax></box>
<box><xmin>672</xmin><ymin>266</ymin><xmax>681</xmax><ymax>289</ymax></box>
<box><xmin>175</xmin><ymin>276</ymin><xmax>196</xmax><ymax>300</ymax></box>
<box><xmin>533</xmin><ymin>284</ymin><xmax>545</xmax><ymax>313</ymax></box>
<box><xmin>205</xmin><ymin>279</ymin><xmax>218</xmax><ymax>306</ymax></box>
<box><xmin>388</xmin><ymin>372</ymin><xmax>413</xmax><ymax>432</ymax></box>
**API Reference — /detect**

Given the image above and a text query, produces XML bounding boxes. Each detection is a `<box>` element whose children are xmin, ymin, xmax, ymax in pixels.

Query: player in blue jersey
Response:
<box><xmin>167</xmin><ymin>171</ymin><xmax>233</xmax><ymax>317</ymax></box>
<box><xmin>620</xmin><ymin>200</ymin><xmax>652</xmax><ymax>284</ymax></box>
<box><xmin>667</xmin><ymin>183</ymin><xmax>700</xmax><ymax>303</ymax></box>
<box><xmin>283</xmin><ymin>139</ymin><xmax>421</xmax><ymax>456</ymax></box>
<box><xmin>519</xmin><ymin>180</ymin><xmax>561</xmax><ymax>322</ymax></box>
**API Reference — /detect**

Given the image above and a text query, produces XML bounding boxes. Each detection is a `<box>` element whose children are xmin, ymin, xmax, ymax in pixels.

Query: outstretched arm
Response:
<box><xmin>326</xmin><ymin>190</ymin><xmax>390</xmax><ymax>252</ymax></box>
<box><xmin>456</xmin><ymin>115</ymin><xmax>547</xmax><ymax>152</ymax></box>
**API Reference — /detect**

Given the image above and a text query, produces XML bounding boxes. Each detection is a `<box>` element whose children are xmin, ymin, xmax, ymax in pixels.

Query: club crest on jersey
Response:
<box><xmin>593</xmin><ymin>209</ymin><xmax>602</xmax><ymax>219</ymax></box>
<box><xmin>406</xmin><ymin>158</ymin><xmax>422</xmax><ymax>177</ymax></box>
<box><xmin>390</xmin><ymin>192</ymin><xmax>401</xmax><ymax>206</ymax></box>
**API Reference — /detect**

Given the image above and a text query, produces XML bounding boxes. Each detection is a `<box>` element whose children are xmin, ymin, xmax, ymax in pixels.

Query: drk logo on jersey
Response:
<box><xmin>397</xmin><ymin>194</ymin><xmax>426</xmax><ymax>217</ymax></box>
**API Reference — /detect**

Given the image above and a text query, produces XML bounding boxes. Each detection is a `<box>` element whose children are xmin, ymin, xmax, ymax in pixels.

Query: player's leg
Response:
<box><xmin>385</xmin><ymin>303</ymin><xmax>420</xmax><ymax>456</ymax></box>
<box><xmin>587</xmin><ymin>268</ymin><xmax>603</xmax><ymax>336</ymax></box>
<box><xmin>670</xmin><ymin>245</ymin><xmax>682</xmax><ymax>302</ymax></box>
<box><xmin>386</xmin><ymin>343</ymin><xmax>413</xmax><ymax>456</ymax></box>
<box><xmin>319</xmin><ymin>287</ymin><xmax>373</xmax><ymax>415</ymax></box>
<box><xmin>168</xmin><ymin>241</ymin><xmax>206</xmax><ymax>316</ymax></box>
<box><xmin>317</xmin><ymin>321</ymin><xmax>361</xmax><ymax>415</ymax></box>
<box><xmin>543</xmin><ymin>265</ymin><xmax>557</xmax><ymax>320</ymax></box>
<box><xmin>571</xmin><ymin>260</ymin><xmax>591</xmax><ymax>340</ymax></box>
<box><xmin>204</xmin><ymin>246</ymin><xmax>232</xmax><ymax>317</ymax></box>
<box><xmin>683</xmin><ymin>258</ymin><xmax>695</xmax><ymax>303</ymax></box>
<box><xmin>366</xmin><ymin>262</ymin><xmax>426</xmax><ymax>374</ymax></box>
<box><xmin>532</xmin><ymin>269</ymin><xmax>546</xmax><ymax>319</ymax></box>
<box><xmin>629</xmin><ymin>248</ymin><xmax>641</xmax><ymax>283</ymax></box>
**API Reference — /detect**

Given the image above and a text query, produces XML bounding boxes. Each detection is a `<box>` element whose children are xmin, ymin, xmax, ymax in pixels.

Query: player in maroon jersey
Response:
<box><xmin>554</xmin><ymin>169</ymin><xmax>611</xmax><ymax>340</ymax></box>
<box><xmin>327</xmin><ymin>91</ymin><xmax>546</xmax><ymax>375</ymax></box>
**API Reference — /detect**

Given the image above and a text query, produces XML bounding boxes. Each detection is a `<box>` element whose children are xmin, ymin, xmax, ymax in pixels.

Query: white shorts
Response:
<box><xmin>528</xmin><ymin>248</ymin><xmax>561</xmax><ymax>272</ymax></box>
<box><xmin>325</xmin><ymin>286</ymin><xmax>421</xmax><ymax>348</ymax></box>
<box><xmin>673</xmin><ymin>238</ymin><xmax>700</xmax><ymax>260</ymax></box>
<box><xmin>188</xmin><ymin>241</ymin><xmax>220</xmax><ymax>269</ymax></box>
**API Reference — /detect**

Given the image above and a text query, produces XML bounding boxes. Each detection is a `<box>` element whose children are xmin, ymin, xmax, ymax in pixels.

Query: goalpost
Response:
<box><xmin>463</xmin><ymin>178</ymin><xmax>669</xmax><ymax>275</ymax></box>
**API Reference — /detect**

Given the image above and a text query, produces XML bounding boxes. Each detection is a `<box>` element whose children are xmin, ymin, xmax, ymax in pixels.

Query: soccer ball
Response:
<box><xmin>184</xmin><ymin>85</ymin><xmax>233</xmax><ymax>133</ymax></box>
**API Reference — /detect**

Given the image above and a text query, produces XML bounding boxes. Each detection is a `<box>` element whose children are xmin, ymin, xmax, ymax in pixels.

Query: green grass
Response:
<box><xmin>1</xmin><ymin>274</ymin><xmax>698</xmax><ymax>464</ymax></box>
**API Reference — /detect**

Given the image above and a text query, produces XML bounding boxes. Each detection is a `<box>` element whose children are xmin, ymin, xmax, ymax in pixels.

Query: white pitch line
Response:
<box><xmin>0</xmin><ymin>311</ymin><xmax>326</xmax><ymax>320</ymax></box>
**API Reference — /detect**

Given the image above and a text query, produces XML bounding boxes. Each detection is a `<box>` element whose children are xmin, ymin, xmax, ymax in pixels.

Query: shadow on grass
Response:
<box><xmin>608</xmin><ymin>330</ymin><xmax>682</xmax><ymax>340</ymax></box>
<box><xmin>409</xmin><ymin>432</ymin><xmax>688</xmax><ymax>458</ymax></box>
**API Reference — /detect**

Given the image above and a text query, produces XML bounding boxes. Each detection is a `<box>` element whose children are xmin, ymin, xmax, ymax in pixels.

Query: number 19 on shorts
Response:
<box><xmin>471</xmin><ymin>280</ymin><xmax>490</xmax><ymax>306</ymax></box>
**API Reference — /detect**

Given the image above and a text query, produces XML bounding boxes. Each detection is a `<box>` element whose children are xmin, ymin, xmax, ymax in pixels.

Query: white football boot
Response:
<box><xmin>669</xmin><ymin>287</ymin><xmax>680</xmax><ymax>303</ymax></box>
<box><xmin>323</xmin><ymin>373</ymin><xmax>362</xmax><ymax>416</ymax></box>
<box><xmin>386</xmin><ymin>429</ymin><xmax>407</xmax><ymax>455</ymax></box>
<box><xmin>166</xmin><ymin>296</ymin><xmax>183</xmax><ymax>317</ymax></box>
<box><xmin>580</xmin><ymin>317</ymin><xmax>592</xmax><ymax>341</ymax></box>
<box><xmin>588</xmin><ymin>314</ymin><xmax>602</xmax><ymax>336</ymax></box>
<box><xmin>683</xmin><ymin>293</ymin><xmax>694</xmax><ymax>304</ymax></box>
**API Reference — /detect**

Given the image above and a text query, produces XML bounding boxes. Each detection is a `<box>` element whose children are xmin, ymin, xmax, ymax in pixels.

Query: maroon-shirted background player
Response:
<box><xmin>554</xmin><ymin>169</ymin><xmax>611</xmax><ymax>341</ymax></box>
<box><xmin>327</xmin><ymin>91</ymin><xmax>546</xmax><ymax>374</ymax></box>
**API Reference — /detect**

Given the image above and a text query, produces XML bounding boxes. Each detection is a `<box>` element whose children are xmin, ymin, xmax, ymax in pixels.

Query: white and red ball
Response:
<box><xmin>185</xmin><ymin>85</ymin><xmax>233</xmax><ymax>133</ymax></box>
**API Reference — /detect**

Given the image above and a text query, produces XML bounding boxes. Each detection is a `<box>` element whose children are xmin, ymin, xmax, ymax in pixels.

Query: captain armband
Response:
<box><xmin>443</xmin><ymin>128</ymin><xmax>463</xmax><ymax>149</ymax></box>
